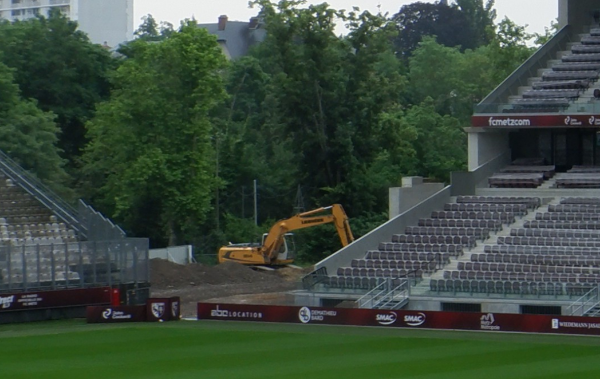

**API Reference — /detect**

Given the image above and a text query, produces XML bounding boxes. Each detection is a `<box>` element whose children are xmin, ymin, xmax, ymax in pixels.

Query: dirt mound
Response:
<box><xmin>149</xmin><ymin>259</ymin><xmax>285</xmax><ymax>289</ymax></box>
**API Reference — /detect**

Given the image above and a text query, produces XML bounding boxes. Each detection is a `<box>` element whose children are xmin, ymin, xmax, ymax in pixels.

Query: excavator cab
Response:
<box><xmin>261</xmin><ymin>232</ymin><xmax>296</xmax><ymax>262</ymax></box>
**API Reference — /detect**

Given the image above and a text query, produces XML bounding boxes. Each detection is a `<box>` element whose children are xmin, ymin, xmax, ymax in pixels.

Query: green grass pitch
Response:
<box><xmin>1</xmin><ymin>320</ymin><xmax>600</xmax><ymax>378</ymax></box>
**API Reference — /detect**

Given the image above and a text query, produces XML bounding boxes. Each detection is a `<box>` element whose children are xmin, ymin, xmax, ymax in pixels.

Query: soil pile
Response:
<box><xmin>150</xmin><ymin>259</ymin><xmax>285</xmax><ymax>289</ymax></box>
<box><xmin>149</xmin><ymin>259</ymin><xmax>314</xmax><ymax>317</ymax></box>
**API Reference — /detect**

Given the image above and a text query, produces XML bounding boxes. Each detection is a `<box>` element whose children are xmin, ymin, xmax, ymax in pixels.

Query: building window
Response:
<box><xmin>12</xmin><ymin>0</ymin><xmax>21</xmax><ymax>4</ymax></box>
<box><xmin>11</xmin><ymin>9</ymin><xmax>22</xmax><ymax>16</ymax></box>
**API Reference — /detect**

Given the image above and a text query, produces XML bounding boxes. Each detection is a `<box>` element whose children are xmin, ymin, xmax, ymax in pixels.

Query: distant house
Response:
<box><xmin>198</xmin><ymin>15</ymin><xmax>266</xmax><ymax>60</ymax></box>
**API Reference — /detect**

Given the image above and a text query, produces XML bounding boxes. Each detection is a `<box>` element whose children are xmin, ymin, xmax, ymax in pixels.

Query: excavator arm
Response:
<box><xmin>261</xmin><ymin>204</ymin><xmax>354</xmax><ymax>262</ymax></box>
<box><xmin>218</xmin><ymin>204</ymin><xmax>354</xmax><ymax>266</ymax></box>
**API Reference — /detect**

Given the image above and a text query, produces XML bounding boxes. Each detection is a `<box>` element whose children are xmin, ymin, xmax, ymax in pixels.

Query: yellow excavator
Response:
<box><xmin>218</xmin><ymin>204</ymin><xmax>354</xmax><ymax>266</ymax></box>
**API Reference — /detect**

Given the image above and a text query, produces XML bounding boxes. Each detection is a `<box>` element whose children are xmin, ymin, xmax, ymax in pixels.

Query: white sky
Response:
<box><xmin>134</xmin><ymin>0</ymin><xmax>558</xmax><ymax>35</ymax></box>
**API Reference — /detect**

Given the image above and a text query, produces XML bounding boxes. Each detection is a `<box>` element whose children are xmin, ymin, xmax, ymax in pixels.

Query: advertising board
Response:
<box><xmin>0</xmin><ymin>287</ymin><xmax>111</xmax><ymax>313</ymax></box>
<box><xmin>197</xmin><ymin>303</ymin><xmax>600</xmax><ymax>336</ymax></box>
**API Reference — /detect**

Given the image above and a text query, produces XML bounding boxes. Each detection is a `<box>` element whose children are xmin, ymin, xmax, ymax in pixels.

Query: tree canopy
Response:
<box><xmin>82</xmin><ymin>22</ymin><xmax>227</xmax><ymax>247</ymax></box>
<box><xmin>0</xmin><ymin>10</ymin><xmax>115</xmax><ymax>164</ymax></box>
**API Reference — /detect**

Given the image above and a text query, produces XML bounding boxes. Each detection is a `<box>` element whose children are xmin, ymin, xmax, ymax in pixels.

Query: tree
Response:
<box><xmin>246</xmin><ymin>2</ymin><xmax>413</xmax><ymax>215</ymax></box>
<box><xmin>82</xmin><ymin>22</ymin><xmax>227</xmax><ymax>246</ymax></box>
<box><xmin>0</xmin><ymin>62</ymin><xmax>70</xmax><ymax>196</ymax></box>
<box><xmin>391</xmin><ymin>1</ymin><xmax>479</xmax><ymax>59</ymax></box>
<box><xmin>455</xmin><ymin>0</ymin><xmax>496</xmax><ymax>46</ymax></box>
<box><xmin>403</xmin><ymin>99</ymin><xmax>467</xmax><ymax>181</ymax></box>
<box><xmin>0</xmin><ymin>10</ymin><xmax>115</xmax><ymax>166</ymax></box>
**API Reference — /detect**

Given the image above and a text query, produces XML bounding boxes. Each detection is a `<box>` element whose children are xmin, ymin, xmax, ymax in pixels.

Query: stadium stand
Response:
<box><xmin>0</xmin><ymin>152</ymin><xmax>149</xmax><ymax>297</ymax></box>
<box><xmin>302</xmin><ymin>3</ymin><xmax>600</xmax><ymax>315</ymax></box>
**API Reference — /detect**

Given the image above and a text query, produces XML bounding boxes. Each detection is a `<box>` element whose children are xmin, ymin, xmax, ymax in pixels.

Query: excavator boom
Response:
<box><xmin>218</xmin><ymin>204</ymin><xmax>354</xmax><ymax>266</ymax></box>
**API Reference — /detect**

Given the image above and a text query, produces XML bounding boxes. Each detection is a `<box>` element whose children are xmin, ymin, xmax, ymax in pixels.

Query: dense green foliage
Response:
<box><xmin>2</xmin><ymin>321</ymin><xmax>600</xmax><ymax>378</ymax></box>
<box><xmin>82</xmin><ymin>22</ymin><xmax>227</xmax><ymax>246</ymax></box>
<box><xmin>0</xmin><ymin>10</ymin><xmax>114</xmax><ymax>165</ymax></box>
<box><xmin>0</xmin><ymin>1</ymin><xmax>547</xmax><ymax>260</ymax></box>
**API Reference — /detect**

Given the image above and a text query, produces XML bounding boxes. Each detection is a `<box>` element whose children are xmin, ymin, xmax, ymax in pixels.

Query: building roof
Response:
<box><xmin>198</xmin><ymin>17</ymin><xmax>266</xmax><ymax>59</ymax></box>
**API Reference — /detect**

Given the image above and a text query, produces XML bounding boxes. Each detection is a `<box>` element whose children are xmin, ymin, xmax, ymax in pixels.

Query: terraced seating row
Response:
<box><xmin>0</xmin><ymin>207</ymin><xmax>53</xmax><ymax>216</ymax></box>
<box><xmin>405</xmin><ymin>226</ymin><xmax>489</xmax><ymax>240</ymax></box>
<box><xmin>536</xmin><ymin>212</ymin><xmax>600</xmax><ymax>221</ymax></box>
<box><xmin>457</xmin><ymin>261</ymin><xmax>597</xmax><ymax>274</ymax></box>
<box><xmin>498</xmin><ymin>165</ymin><xmax>555</xmax><ymax>179</ymax></box>
<box><xmin>325</xmin><ymin>276</ymin><xmax>390</xmax><ymax>290</ymax></box>
<box><xmin>338</xmin><ymin>266</ymin><xmax>433</xmax><ymax>278</ymax></box>
<box><xmin>471</xmin><ymin>253</ymin><xmax>600</xmax><ymax>266</ymax></box>
<box><xmin>336</xmin><ymin>267</ymin><xmax>424</xmax><ymax>278</ymax></box>
<box><xmin>555</xmin><ymin>173</ymin><xmax>600</xmax><ymax>189</ymax></box>
<box><xmin>542</xmin><ymin>70</ymin><xmax>599</xmax><ymax>81</ymax></box>
<box><xmin>443</xmin><ymin>203</ymin><xmax>528</xmax><ymax>215</ymax></box>
<box><xmin>522</xmin><ymin>89</ymin><xmax>581</xmax><ymax>98</ymax></box>
<box><xmin>364</xmin><ymin>251</ymin><xmax>450</xmax><ymax>262</ymax></box>
<box><xmin>510</xmin><ymin>228</ymin><xmax>600</xmax><ymax>239</ymax></box>
<box><xmin>418</xmin><ymin>218</ymin><xmax>502</xmax><ymax>232</ymax></box>
<box><xmin>488</xmin><ymin>173</ymin><xmax>545</xmax><ymax>189</ymax></box>
<box><xmin>391</xmin><ymin>234</ymin><xmax>476</xmax><ymax>248</ymax></box>
<box><xmin>484</xmin><ymin>244</ymin><xmax>600</xmax><ymax>256</ymax></box>
<box><xmin>549</xmin><ymin>204</ymin><xmax>600</xmax><ymax>213</ymax></box>
<box><xmin>441</xmin><ymin>270</ymin><xmax>600</xmax><ymax>283</ymax></box>
<box><xmin>456</xmin><ymin>196</ymin><xmax>540</xmax><ymax>208</ymax></box>
<box><xmin>572</xmin><ymin>45</ymin><xmax>600</xmax><ymax>54</ymax></box>
<box><xmin>1</xmin><ymin>271</ymin><xmax>80</xmax><ymax>285</ymax></box>
<box><xmin>431</xmin><ymin>210</ymin><xmax>515</xmax><ymax>223</ymax></box>
<box><xmin>1</xmin><ymin>215</ymin><xmax>55</xmax><ymax>224</ymax></box>
<box><xmin>552</xmin><ymin>62</ymin><xmax>600</xmax><ymax>71</ymax></box>
<box><xmin>375</xmin><ymin>243</ymin><xmax>463</xmax><ymax>255</ymax></box>
<box><xmin>497</xmin><ymin>236</ymin><xmax>600</xmax><ymax>247</ymax></box>
<box><xmin>524</xmin><ymin>220</ymin><xmax>600</xmax><ymax>230</ymax></box>
<box><xmin>566</xmin><ymin>167</ymin><xmax>600</xmax><ymax>174</ymax></box>
<box><xmin>532</xmin><ymin>79</ymin><xmax>589</xmax><ymax>90</ymax></box>
<box><xmin>430</xmin><ymin>279</ymin><xmax>590</xmax><ymax>296</ymax></box>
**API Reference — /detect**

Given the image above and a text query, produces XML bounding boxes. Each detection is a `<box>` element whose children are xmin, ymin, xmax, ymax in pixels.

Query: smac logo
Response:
<box><xmin>0</xmin><ymin>295</ymin><xmax>14</xmax><ymax>309</ymax></box>
<box><xmin>404</xmin><ymin>313</ymin><xmax>426</xmax><ymax>327</ymax></box>
<box><xmin>376</xmin><ymin>312</ymin><xmax>397</xmax><ymax>326</ymax></box>
<box><xmin>480</xmin><ymin>313</ymin><xmax>500</xmax><ymax>331</ymax></box>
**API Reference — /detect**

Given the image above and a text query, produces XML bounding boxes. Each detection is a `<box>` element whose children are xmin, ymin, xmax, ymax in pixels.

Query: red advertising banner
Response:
<box><xmin>0</xmin><ymin>287</ymin><xmax>111</xmax><ymax>313</ymax></box>
<box><xmin>87</xmin><ymin>305</ymin><xmax>146</xmax><ymax>323</ymax></box>
<box><xmin>197</xmin><ymin>303</ymin><xmax>600</xmax><ymax>336</ymax></box>
<box><xmin>471</xmin><ymin>114</ymin><xmax>600</xmax><ymax>128</ymax></box>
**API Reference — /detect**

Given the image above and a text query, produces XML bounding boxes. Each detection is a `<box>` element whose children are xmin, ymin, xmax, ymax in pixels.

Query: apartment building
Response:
<box><xmin>0</xmin><ymin>0</ymin><xmax>134</xmax><ymax>47</ymax></box>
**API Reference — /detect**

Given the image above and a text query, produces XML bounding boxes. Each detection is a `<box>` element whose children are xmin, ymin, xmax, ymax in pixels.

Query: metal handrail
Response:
<box><xmin>357</xmin><ymin>278</ymin><xmax>410</xmax><ymax>309</ymax></box>
<box><xmin>568</xmin><ymin>284</ymin><xmax>600</xmax><ymax>316</ymax></box>
<box><xmin>377</xmin><ymin>280</ymin><xmax>410</xmax><ymax>310</ymax></box>
<box><xmin>0</xmin><ymin>149</ymin><xmax>86</xmax><ymax>238</ymax></box>
<box><xmin>301</xmin><ymin>267</ymin><xmax>328</xmax><ymax>290</ymax></box>
<box><xmin>356</xmin><ymin>280</ymin><xmax>388</xmax><ymax>309</ymax></box>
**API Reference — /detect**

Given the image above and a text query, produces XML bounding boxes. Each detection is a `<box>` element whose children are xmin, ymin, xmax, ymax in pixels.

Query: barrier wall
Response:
<box><xmin>198</xmin><ymin>303</ymin><xmax>600</xmax><ymax>336</ymax></box>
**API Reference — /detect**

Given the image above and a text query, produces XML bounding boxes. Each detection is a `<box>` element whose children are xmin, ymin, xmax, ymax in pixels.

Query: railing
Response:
<box><xmin>0</xmin><ymin>150</ymin><xmax>86</xmax><ymax>238</ymax></box>
<box><xmin>0</xmin><ymin>238</ymin><xmax>149</xmax><ymax>293</ymax></box>
<box><xmin>356</xmin><ymin>278</ymin><xmax>409</xmax><ymax>310</ymax></box>
<box><xmin>567</xmin><ymin>284</ymin><xmax>600</xmax><ymax>316</ymax></box>
<box><xmin>79</xmin><ymin>200</ymin><xmax>125</xmax><ymax>241</ymax></box>
<box><xmin>302</xmin><ymin>267</ymin><xmax>328</xmax><ymax>290</ymax></box>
